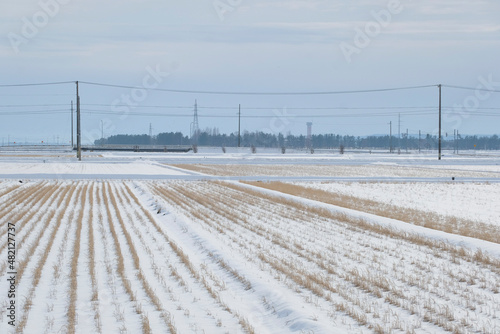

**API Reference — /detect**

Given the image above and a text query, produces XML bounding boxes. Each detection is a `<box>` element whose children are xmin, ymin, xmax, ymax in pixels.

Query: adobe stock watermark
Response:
<box><xmin>213</xmin><ymin>0</ymin><xmax>243</xmax><ymax>21</ymax></box>
<box><xmin>443</xmin><ymin>74</ymin><xmax>500</xmax><ymax>129</ymax></box>
<box><xmin>262</xmin><ymin>107</ymin><xmax>296</xmax><ymax>135</ymax></box>
<box><xmin>8</xmin><ymin>0</ymin><xmax>72</xmax><ymax>54</ymax></box>
<box><xmin>82</xmin><ymin>63</ymin><xmax>177</xmax><ymax>145</ymax></box>
<box><xmin>339</xmin><ymin>0</ymin><xmax>405</xmax><ymax>63</ymax></box>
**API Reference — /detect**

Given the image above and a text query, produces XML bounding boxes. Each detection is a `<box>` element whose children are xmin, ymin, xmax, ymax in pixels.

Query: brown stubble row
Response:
<box><xmin>0</xmin><ymin>181</ymin><xmax>53</xmax><ymax>257</ymax></box>
<box><xmin>153</xmin><ymin>181</ymin><xmax>500</xmax><ymax>333</ymax></box>
<box><xmin>161</xmin><ymin>182</ymin><xmax>404</xmax><ymax>330</ymax></box>
<box><xmin>0</xmin><ymin>182</ymin><xmax>22</xmax><ymax>203</ymax></box>
<box><xmin>128</xmin><ymin>183</ymin><xmax>229</xmax><ymax>332</ymax></box>
<box><xmin>67</xmin><ymin>183</ymin><xmax>90</xmax><ymax>334</ymax></box>
<box><xmin>243</xmin><ymin>181</ymin><xmax>500</xmax><ymax>244</ymax></box>
<box><xmin>10</xmin><ymin>183</ymin><xmax>73</xmax><ymax>282</ymax></box>
<box><xmin>234</xmin><ymin>181</ymin><xmax>500</xmax><ymax>269</ymax></box>
<box><xmin>152</xmin><ymin>181</ymin><xmax>400</xmax><ymax>331</ymax></box>
<box><xmin>173</xmin><ymin>164</ymin><xmax>500</xmax><ymax>179</ymax></box>
<box><xmin>17</xmin><ymin>183</ymin><xmax>80</xmax><ymax>333</ymax></box>
<box><xmin>101</xmin><ymin>182</ymin><xmax>153</xmax><ymax>333</ymax></box>
<box><xmin>144</xmin><ymin>183</ymin><xmax>256</xmax><ymax>334</ymax></box>
<box><xmin>87</xmin><ymin>183</ymin><xmax>101</xmax><ymax>333</ymax></box>
<box><xmin>109</xmin><ymin>182</ymin><xmax>175</xmax><ymax>334</ymax></box>
<box><xmin>94</xmin><ymin>182</ymin><xmax>122</xmax><ymax>332</ymax></box>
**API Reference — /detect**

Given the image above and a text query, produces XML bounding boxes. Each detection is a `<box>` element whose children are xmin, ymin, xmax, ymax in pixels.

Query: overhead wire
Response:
<box><xmin>79</xmin><ymin>81</ymin><xmax>437</xmax><ymax>96</ymax></box>
<box><xmin>0</xmin><ymin>81</ymin><xmax>74</xmax><ymax>87</ymax></box>
<box><xmin>442</xmin><ymin>84</ymin><xmax>500</xmax><ymax>93</ymax></box>
<box><xmin>0</xmin><ymin>82</ymin><xmax>497</xmax><ymax>119</ymax></box>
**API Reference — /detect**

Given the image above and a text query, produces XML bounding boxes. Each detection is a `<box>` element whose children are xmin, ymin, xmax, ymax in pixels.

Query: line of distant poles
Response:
<box><xmin>1</xmin><ymin>81</ymin><xmax>499</xmax><ymax>160</ymax></box>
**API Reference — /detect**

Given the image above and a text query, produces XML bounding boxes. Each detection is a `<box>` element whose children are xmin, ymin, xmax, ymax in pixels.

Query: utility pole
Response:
<box><xmin>389</xmin><ymin>121</ymin><xmax>392</xmax><ymax>153</ymax></box>
<box><xmin>398</xmin><ymin>113</ymin><xmax>401</xmax><ymax>154</ymax></box>
<box><xmin>76</xmin><ymin>81</ymin><xmax>81</xmax><ymax>161</ymax></box>
<box><xmin>406</xmin><ymin>128</ymin><xmax>409</xmax><ymax>153</ymax></box>
<box><xmin>238</xmin><ymin>104</ymin><xmax>241</xmax><ymax>148</ymax></box>
<box><xmin>419</xmin><ymin>130</ymin><xmax>421</xmax><ymax>153</ymax></box>
<box><xmin>71</xmin><ymin>100</ymin><xmax>74</xmax><ymax>148</ymax></box>
<box><xmin>101</xmin><ymin>120</ymin><xmax>104</xmax><ymax>141</ymax></box>
<box><xmin>438</xmin><ymin>84</ymin><xmax>442</xmax><ymax>160</ymax></box>
<box><xmin>454</xmin><ymin>129</ymin><xmax>456</xmax><ymax>154</ymax></box>
<box><xmin>457</xmin><ymin>130</ymin><xmax>459</xmax><ymax>154</ymax></box>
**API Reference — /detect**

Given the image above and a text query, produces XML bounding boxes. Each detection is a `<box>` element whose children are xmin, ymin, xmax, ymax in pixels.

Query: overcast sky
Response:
<box><xmin>1</xmin><ymin>0</ymin><xmax>499</xmax><ymax>144</ymax></box>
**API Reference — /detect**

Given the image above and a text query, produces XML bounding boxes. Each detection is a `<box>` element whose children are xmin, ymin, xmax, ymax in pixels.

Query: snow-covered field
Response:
<box><xmin>0</xmin><ymin>161</ymin><xmax>187</xmax><ymax>176</ymax></box>
<box><xmin>0</xmin><ymin>149</ymin><xmax>500</xmax><ymax>333</ymax></box>
<box><xmin>295</xmin><ymin>181</ymin><xmax>500</xmax><ymax>228</ymax></box>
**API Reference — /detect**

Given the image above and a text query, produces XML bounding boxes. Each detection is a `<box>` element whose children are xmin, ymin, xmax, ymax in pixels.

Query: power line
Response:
<box><xmin>0</xmin><ymin>94</ymin><xmax>73</xmax><ymax>97</ymax></box>
<box><xmin>79</xmin><ymin>81</ymin><xmax>437</xmax><ymax>96</ymax></box>
<box><xmin>80</xmin><ymin>104</ymin><xmax>439</xmax><ymax>110</ymax></box>
<box><xmin>442</xmin><ymin>84</ymin><xmax>500</xmax><ymax>93</ymax></box>
<box><xmin>1</xmin><ymin>103</ymin><xmax>496</xmax><ymax>112</ymax></box>
<box><xmin>4</xmin><ymin>108</ymin><xmax>499</xmax><ymax>117</ymax></box>
<box><xmin>74</xmin><ymin>110</ymin><xmax>438</xmax><ymax>118</ymax></box>
<box><xmin>0</xmin><ymin>81</ymin><xmax>74</xmax><ymax>87</ymax></box>
<box><xmin>0</xmin><ymin>104</ymin><xmax>70</xmax><ymax>107</ymax></box>
<box><xmin>0</xmin><ymin>109</ymin><xmax>69</xmax><ymax>115</ymax></box>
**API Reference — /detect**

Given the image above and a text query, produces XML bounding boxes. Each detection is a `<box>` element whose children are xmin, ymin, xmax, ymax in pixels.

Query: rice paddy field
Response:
<box><xmin>0</xmin><ymin>148</ymin><xmax>499</xmax><ymax>333</ymax></box>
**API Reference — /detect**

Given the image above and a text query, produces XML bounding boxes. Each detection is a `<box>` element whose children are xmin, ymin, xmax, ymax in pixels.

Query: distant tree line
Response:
<box><xmin>95</xmin><ymin>129</ymin><xmax>500</xmax><ymax>150</ymax></box>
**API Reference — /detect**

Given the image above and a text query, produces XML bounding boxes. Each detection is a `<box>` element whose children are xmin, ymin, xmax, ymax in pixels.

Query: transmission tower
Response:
<box><xmin>191</xmin><ymin>100</ymin><xmax>199</xmax><ymax>145</ymax></box>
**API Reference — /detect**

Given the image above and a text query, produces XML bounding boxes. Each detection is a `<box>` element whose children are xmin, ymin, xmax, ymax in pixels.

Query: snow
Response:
<box><xmin>295</xmin><ymin>181</ymin><xmax>500</xmax><ymax>228</ymax></box>
<box><xmin>0</xmin><ymin>148</ymin><xmax>499</xmax><ymax>333</ymax></box>
<box><xmin>0</xmin><ymin>160</ymin><xmax>187</xmax><ymax>176</ymax></box>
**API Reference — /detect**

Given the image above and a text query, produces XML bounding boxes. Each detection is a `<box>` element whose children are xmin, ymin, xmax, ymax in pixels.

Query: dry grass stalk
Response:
<box><xmin>232</xmin><ymin>182</ymin><xmax>500</xmax><ymax>270</ymax></box>
<box><xmin>15</xmin><ymin>184</ymin><xmax>75</xmax><ymax>283</ymax></box>
<box><xmin>125</xmin><ymin>183</ymin><xmax>245</xmax><ymax>329</ymax></box>
<box><xmin>244</xmin><ymin>181</ymin><xmax>500</xmax><ymax>244</ymax></box>
<box><xmin>102</xmin><ymin>182</ymin><xmax>135</xmax><ymax>301</ymax></box>
<box><xmin>0</xmin><ymin>182</ymin><xmax>58</xmax><ymax>257</ymax></box>
<box><xmin>16</xmin><ymin>183</ymin><xmax>80</xmax><ymax>333</ymax></box>
<box><xmin>108</xmin><ymin>183</ymin><xmax>179</xmax><ymax>333</ymax></box>
<box><xmin>157</xmin><ymin>180</ymin><xmax>500</xmax><ymax>332</ymax></box>
<box><xmin>0</xmin><ymin>180</ymin><xmax>47</xmax><ymax>214</ymax></box>
<box><xmin>67</xmin><ymin>183</ymin><xmax>89</xmax><ymax>334</ymax></box>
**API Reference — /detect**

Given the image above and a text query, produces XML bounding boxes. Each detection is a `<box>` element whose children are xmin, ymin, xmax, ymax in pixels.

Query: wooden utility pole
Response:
<box><xmin>438</xmin><ymin>84</ymin><xmax>442</xmax><ymax>160</ymax></box>
<box><xmin>238</xmin><ymin>104</ymin><xmax>241</xmax><ymax>148</ymax></box>
<box><xmin>76</xmin><ymin>81</ymin><xmax>81</xmax><ymax>161</ymax></box>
